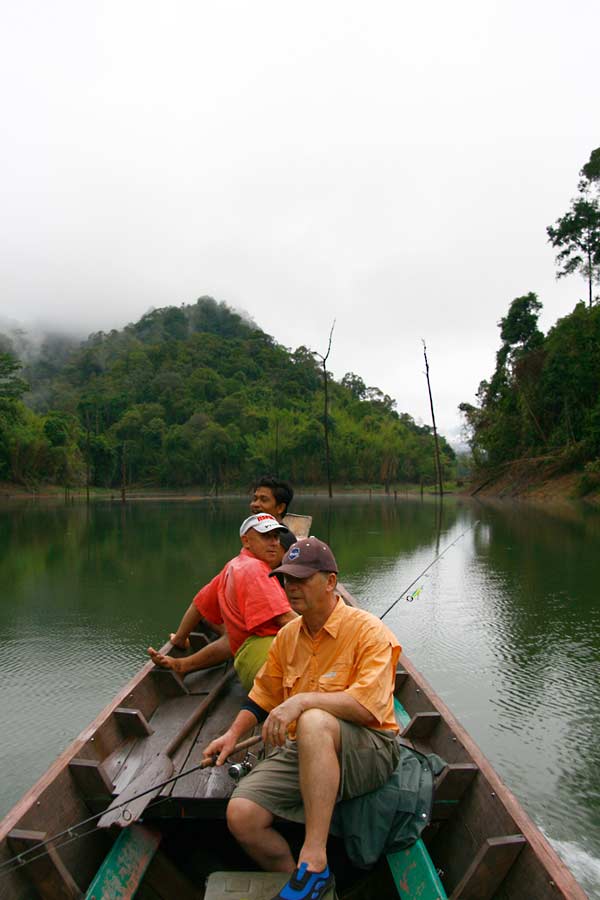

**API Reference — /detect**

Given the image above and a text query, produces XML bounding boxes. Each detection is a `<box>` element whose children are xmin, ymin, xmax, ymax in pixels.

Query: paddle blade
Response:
<box><xmin>97</xmin><ymin>754</ymin><xmax>174</xmax><ymax>829</ymax></box>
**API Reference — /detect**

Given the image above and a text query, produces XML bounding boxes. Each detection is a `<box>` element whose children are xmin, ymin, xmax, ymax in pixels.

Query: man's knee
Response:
<box><xmin>227</xmin><ymin>798</ymin><xmax>271</xmax><ymax>840</ymax></box>
<box><xmin>296</xmin><ymin>708</ymin><xmax>340</xmax><ymax>745</ymax></box>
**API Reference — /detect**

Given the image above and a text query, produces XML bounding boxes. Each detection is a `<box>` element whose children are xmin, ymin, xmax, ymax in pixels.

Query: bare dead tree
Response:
<box><xmin>316</xmin><ymin>320</ymin><xmax>336</xmax><ymax>498</ymax></box>
<box><xmin>121</xmin><ymin>441</ymin><xmax>127</xmax><ymax>504</ymax></box>
<box><xmin>422</xmin><ymin>340</ymin><xmax>444</xmax><ymax>497</ymax></box>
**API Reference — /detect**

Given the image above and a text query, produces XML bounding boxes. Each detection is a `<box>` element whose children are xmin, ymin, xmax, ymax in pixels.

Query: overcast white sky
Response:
<box><xmin>1</xmin><ymin>1</ymin><xmax>597</xmax><ymax>442</ymax></box>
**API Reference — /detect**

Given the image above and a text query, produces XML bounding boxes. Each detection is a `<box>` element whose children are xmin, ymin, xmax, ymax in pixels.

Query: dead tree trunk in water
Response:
<box><xmin>121</xmin><ymin>442</ymin><xmax>127</xmax><ymax>504</ymax></box>
<box><xmin>316</xmin><ymin>321</ymin><xmax>336</xmax><ymax>499</ymax></box>
<box><xmin>422</xmin><ymin>340</ymin><xmax>444</xmax><ymax>498</ymax></box>
<box><xmin>85</xmin><ymin>411</ymin><xmax>91</xmax><ymax>506</ymax></box>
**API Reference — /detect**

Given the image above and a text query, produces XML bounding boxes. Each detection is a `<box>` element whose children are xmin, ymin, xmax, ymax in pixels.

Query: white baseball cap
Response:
<box><xmin>239</xmin><ymin>513</ymin><xmax>287</xmax><ymax>536</ymax></box>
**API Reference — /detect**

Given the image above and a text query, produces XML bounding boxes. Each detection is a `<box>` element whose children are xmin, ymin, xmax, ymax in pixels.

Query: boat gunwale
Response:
<box><xmin>397</xmin><ymin>653</ymin><xmax>587</xmax><ymax>898</ymax></box>
<box><xmin>0</xmin><ymin>640</ymin><xmax>172</xmax><ymax>842</ymax></box>
<box><xmin>336</xmin><ymin>582</ymin><xmax>587</xmax><ymax>898</ymax></box>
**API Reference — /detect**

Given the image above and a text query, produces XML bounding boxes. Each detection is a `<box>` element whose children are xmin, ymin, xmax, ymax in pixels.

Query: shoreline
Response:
<box><xmin>466</xmin><ymin>460</ymin><xmax>600</xmax><ymax>505</ymax></box>
<box><xmin>0</xmin><ymin>482</ymin><xmax>455</xmax><ymax>504</ymax></box>
<box><xmin>3</xmin><ymin>475</ymin><xmax>599</xmax><ymax>506</ymax></box>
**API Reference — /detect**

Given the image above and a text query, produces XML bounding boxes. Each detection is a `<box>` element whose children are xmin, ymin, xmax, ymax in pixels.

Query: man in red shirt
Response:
<box><xmin>147</xmin><ymin>514</ymin><xmax>297</xmax><ymax>689</ymax></box>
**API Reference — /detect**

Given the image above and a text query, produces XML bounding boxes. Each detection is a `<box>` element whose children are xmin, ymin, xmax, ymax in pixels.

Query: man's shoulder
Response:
<box><xmin>230</xmin><ymin>549</ymin><xmax>269</xmax><ymax>575</ymax></box>
<box><xmin>341</xmin><ymin>604</ymin><xmax>399</xmax><ymax>644</ymax></box>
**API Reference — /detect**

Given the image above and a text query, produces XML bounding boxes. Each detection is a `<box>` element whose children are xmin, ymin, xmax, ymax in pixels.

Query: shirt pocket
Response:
<box><xmin>317</xmin><ymin>662</ymin><xmax>353</xmax><ymax>692</ymax></box>
<box><xmin>283</xmin><ymin>673</ymin><xmax>301</xmax><ymax>700</ymax></box>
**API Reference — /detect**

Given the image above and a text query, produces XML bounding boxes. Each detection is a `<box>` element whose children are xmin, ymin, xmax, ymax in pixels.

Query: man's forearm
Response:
<box><xmin>294</xmin><ymin>691</ymin><xmax>374</xmax><ymax>726</ymax></box>
<box><xmin>173</xmin><ymin>602</ymin><xmax>203</xmax><ymax>643</ymax></box>
<box><xmin>226</xmin><ymin>708</ymin><xmax>260</xmax><ymax>742</ymax></box>
<box><xmin>175</xmin><ymin>634</ymin><xmax>232</xmax><ymax>673</ymax></box>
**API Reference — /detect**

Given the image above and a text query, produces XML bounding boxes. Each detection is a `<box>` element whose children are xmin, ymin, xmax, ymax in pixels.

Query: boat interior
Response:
<box><xmin>0</xmin><ymin>609</ymin><xmax>586</xmax><ymax>899</ymax></box>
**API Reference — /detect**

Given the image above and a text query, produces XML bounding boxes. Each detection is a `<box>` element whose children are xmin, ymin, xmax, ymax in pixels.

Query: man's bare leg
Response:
<box><xmin>227</xmin><ymin>710</ymin><xmax>340</xmax><ymax>876</ymax></box>
<box><xmin>169</xmin><ymin>601</ymin><xmax>204</xmax><ymax>648</ymax></box>
<box><xmin>147</xmin><ymin>633</ymin><xmax>232</xmax><ymax>675</ymax></box>
<box><xmin>296</xmin><ymin>708</ymin><xmax>341</xmax><ymax>873</ymax></box>
<box><xmin>227</xmin><ymin>798</ymin><xmax>295</xmax><ymax>872</ymax></box>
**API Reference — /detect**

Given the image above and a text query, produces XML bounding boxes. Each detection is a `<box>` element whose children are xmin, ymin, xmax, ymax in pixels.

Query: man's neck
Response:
<box><xmin>303</xmin><ymin>597</ymin><xmax>338</xmax><ymax>637</ymax></box>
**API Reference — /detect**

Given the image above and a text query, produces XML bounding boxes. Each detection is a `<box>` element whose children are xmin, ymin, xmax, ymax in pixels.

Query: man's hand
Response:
<box><xmin>202</xmin><ymin>730</ymin><xmax>239</xmax><ymax>767</ymax></box>
<box><xmin>263</xmin><ymin>695</ymin><xmax>306</xmax><ymax>747</ymax></box>
<box><xmin>170</xmin><ymin>632</ymin><xmax>191</xmax><ymax>650</ymax></box>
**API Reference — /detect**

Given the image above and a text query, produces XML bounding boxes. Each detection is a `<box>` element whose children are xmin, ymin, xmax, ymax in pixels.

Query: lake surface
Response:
<box><xmin>1</xmin><ymin>495</ymin><xmax>599</xmax><ymax>896</ymax></box>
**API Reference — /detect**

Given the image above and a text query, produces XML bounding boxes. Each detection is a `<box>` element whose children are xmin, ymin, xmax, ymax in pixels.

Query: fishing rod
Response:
<box><xmin>378</xmin><ymin>520</ymin><xmax>479</xmax><ymax>621</ymax></box>
<box><xmin>0</xmin><ymin>735</ymin><xmax>262</xmax><ymax>881</ymax></box>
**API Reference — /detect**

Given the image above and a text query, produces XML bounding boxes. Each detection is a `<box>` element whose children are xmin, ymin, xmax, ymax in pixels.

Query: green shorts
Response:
<box><xmin>230</xmin><ymin>720</ymin><xmax>401</xmax><ymax>822</ymax></box>
<box><xmin>233</xmin><ymin>635</ymin><xmax>275</xmax><ymax>692</ymax></box>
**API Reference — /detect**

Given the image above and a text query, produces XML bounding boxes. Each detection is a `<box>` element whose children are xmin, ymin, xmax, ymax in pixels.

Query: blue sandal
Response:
<box><xmin>272</xmin><ymin>863</ymin><xmax>335</xmax><ymax>900</ymax></box>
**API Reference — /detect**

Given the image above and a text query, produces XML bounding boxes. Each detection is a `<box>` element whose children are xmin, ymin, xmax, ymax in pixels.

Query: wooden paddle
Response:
<box><xmin>98</xmin><ymin>668</ymin><xmax>236</xmax><ymax>828</ymax></box>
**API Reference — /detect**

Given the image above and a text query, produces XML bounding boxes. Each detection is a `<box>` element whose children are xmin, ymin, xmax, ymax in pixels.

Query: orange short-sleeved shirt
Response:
<box><xmin>249</xmin><ymin>598</ymin><xmax>401</xmax><ymax>737</ymax></box>
<box><xmin>192</xmin><ymin>549</ymin><xmax>291</xmax><ymax>655</ymax></box>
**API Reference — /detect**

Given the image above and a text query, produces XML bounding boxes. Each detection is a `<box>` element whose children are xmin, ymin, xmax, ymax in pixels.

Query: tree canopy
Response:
<box><xmin>547</xmin><ymin>146</ymin><xmax>600</xmax><ymax>308</ymax></box>
<box><xmin>463</xmin><ymin>150</ymin><xmax>600</xmax><ymax>481</ymax></box>
<box><xmin>461</xmin><ymin>296</ymin><xmax>600</xmax><ymax>471</ymax></box>
<box><xmin>0</xmin><ymin>297</ymin><xmax>455</xmax><ymax>491</ymax></box>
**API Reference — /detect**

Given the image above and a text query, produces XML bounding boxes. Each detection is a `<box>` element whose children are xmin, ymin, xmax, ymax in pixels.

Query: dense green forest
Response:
<box><xmin>0</xmin><ymin>298</ymin><xmax>455</xmax><ymax>492</ymax></box>
<box><xmin>460</xmin><ymin>148</ymin><xmax>600</xmax><ymax>493</ymax></box>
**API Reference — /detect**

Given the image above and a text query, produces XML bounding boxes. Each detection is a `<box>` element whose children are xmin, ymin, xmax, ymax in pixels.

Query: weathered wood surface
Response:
<box><xmin>84</xmin><ymin>824</ymin><xmax>161</xmax><ymax>900</ymax></box>
<box><xmin>8</xmin><ymin>829</ymin><xmax>83</xmax><ymax>900</ymax></box>
<box><xmin>449</xmin><ymin>835</ymin><xmax>527</xmax><ymax>900</ymax></box>
<box><xmin>68</xmin><ymin>759</ymin><xmax>114</xmax><ymax>810</ymax></box>
<box><xmin>169</xmin><ymin>677</ymin><xmax>250</xmax><ymax>801</ymax></box>
<box><xmin>432</xmin><ymin>764</ymin><xmax>479</xmax><ymax>820</ymax></box>
<box><xmin>396</xmin><ymin>653</ymin><xmax>587</xmax><ymax>899</ymax></box>
<box><xmin>282</xmin><ymin>513</ymin><xmax>312</xmax><ymax>539</ymax></box>
<box><xmin>0</xmin><ymin>642</ymin><xmax>175</xmax><ymax>900</ymax></box>
<box><xmin>99</xmin><ymin>667</ymin><xmax>237</xmax><ymax>827</ymax></box>
<box><xmin>114</xmin><ymin>707</ymin><xmax>154</xmax><ymax>737</ymax></box>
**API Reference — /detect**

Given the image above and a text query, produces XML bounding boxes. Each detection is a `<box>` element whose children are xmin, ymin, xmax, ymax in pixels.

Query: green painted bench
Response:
<box><xmin>387</xmin><ymin>698</ymin><xmax>448</xmax><ymax>899</ymax></box>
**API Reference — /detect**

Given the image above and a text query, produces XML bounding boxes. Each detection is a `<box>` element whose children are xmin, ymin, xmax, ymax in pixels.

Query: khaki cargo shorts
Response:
<box><xmin>230</xmin><ymin>720</ymin><xmax>401</xmax><ymax>823</ymax></box>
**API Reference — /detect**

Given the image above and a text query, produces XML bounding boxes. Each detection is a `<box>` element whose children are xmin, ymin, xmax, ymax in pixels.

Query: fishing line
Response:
<box><xmin>0</xmin><ymin>755</ymin><xmax>235</xmax><ymax>880</ymax></box>
<box><xmin>378</xmin><ymin>520</ymin><xmax>479</xmax><ymax>621</ymax></box>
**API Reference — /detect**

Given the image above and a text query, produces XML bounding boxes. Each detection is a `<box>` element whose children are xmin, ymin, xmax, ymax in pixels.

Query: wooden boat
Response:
<box><xmin>0</xmin><ymin>584</ymin><xmax>587</xmax><ymax>900</ymax></box>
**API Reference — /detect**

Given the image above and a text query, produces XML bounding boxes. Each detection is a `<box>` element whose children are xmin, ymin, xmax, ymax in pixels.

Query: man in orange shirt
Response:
<box><xmin>203</xmin><ymin>538</ymin><xmax>401</xmax><ymax>900</ymax></box>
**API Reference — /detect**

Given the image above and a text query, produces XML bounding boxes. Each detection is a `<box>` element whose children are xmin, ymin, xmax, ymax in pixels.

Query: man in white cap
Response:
<box><xmin>147</xmin><ymin>514</ymin><xmax>296</xmax><ymax>690</ymax></box>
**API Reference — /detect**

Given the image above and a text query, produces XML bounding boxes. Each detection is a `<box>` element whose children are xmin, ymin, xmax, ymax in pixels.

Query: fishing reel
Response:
<box><xmin>228</xmin><ymin>749</ymin><xmax>259</xmax><ymax>783</ymax></box>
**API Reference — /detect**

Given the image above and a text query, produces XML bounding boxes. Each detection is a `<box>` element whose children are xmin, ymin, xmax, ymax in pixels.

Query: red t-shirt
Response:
<box><xmin>192</xmin><ymin>548</ymin><xmax>291</xmax><ymax>654</ymax></box>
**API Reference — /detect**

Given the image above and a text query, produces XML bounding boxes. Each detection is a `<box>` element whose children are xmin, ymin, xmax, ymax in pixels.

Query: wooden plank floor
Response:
<box><xmin>178</xmin><ymin>680</ymin><xmax>250</xmax><ymax>801</ymax></box>
<box><xmin>103</xmin><ymin>663</ymin><xmax>249</xmax><ymax>812</ymax></box>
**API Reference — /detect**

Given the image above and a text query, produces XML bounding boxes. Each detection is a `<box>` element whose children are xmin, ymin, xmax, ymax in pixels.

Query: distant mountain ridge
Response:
<box><xmin>0</xmin><ymin>296</ymin><xmax>455</xmax><ymax>490</ymax></box>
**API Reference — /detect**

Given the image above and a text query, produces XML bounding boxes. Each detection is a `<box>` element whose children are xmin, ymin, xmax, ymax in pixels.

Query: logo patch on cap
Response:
<box><xmin>289</xmin><ymin>547</ymin><xmax>300</xmax><ymax>560</ymax></box>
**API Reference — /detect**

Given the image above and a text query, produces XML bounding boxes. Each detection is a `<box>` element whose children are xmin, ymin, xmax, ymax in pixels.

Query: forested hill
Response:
<box><xmin>460</xmin><ymin>296</ymin><xmax>600</xmax><ymax>496</ymax></box>
<box><xmin>459</xmin><ymin>147</ymin><xmax>600</xmax><ymax>499</ymax></box>
<box><xmin>0</xmin><ymin>296</ymin><xmax>454</xmax><ymax>490</ymax></box>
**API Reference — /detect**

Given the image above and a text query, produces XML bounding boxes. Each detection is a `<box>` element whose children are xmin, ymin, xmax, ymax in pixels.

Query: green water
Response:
<box><xmin>0</xmin><ymin>496</ymin><xmax>599</xmax><ymax>895</ymax></box>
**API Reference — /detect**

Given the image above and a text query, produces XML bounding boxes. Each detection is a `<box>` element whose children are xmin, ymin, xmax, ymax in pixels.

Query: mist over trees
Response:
<box><xmin>0</xmin><ymin>296</ymin><xmax>455</xmax><ymax>491</ymax></box>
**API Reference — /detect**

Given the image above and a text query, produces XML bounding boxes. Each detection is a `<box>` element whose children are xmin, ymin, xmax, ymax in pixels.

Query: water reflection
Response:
<box><xmin>0</xmin><ymin>496</ymin><xmax>599</xmax><ymax>896</ymax></box>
